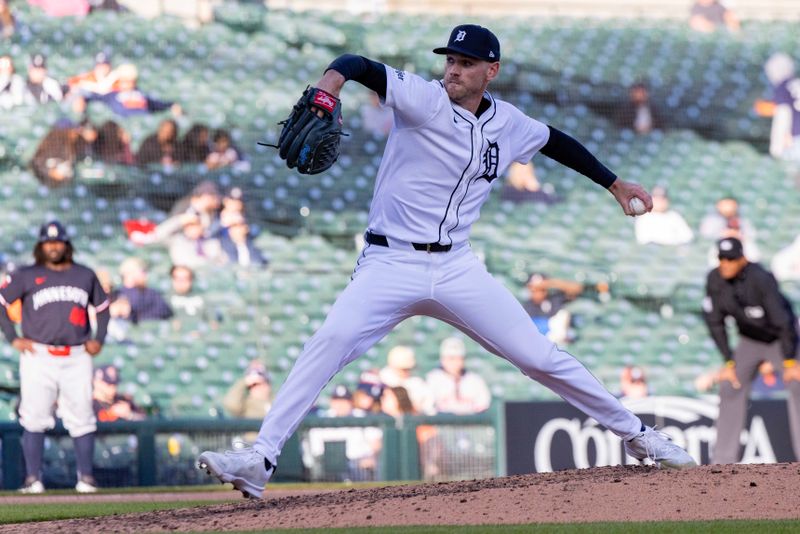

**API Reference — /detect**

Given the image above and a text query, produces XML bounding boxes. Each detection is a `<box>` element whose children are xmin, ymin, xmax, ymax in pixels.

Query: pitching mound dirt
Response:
<box><xmin>4</xmin><ymin>463</ymin><xmax>800</xmax><ymax>532</ymax></box>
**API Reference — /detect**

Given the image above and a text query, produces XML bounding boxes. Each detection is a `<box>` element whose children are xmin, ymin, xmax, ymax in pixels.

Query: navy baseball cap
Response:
<box><xmin>94</xmin><ymin>365</ymin><xmax>120</xmax><ymax>385</ymax></box>
<box><xmin>717</xmin><ymin>237</ymin><xmax>744</xmax><ymax>260</ymax></box>
<box><xmin>433</xmin><ymin>24</ymin><xmax>500</xmax><ymax>62</ymax></box>
<box><xmin>38</xmin><ymin>221</ymin><xmax>70</xmax><ymax>243</ymax></box>
<box><xmin>331</xmin><ymin>384</ymin><xmax>352</xmax><ymax>400</ymax></box>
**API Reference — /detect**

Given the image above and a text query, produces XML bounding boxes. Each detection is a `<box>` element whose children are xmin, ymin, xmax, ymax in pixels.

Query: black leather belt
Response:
<box><xmin>365</xmin><ymin>231</ymin><xmax>452</xmax><ymax>252</ymax></box>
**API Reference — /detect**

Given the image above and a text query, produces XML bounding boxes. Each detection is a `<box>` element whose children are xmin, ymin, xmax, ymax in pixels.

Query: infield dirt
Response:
<box><xmin>3</xmin><ymin>463</ymin><xmax>800</xmax><ymax>532</ymax></box>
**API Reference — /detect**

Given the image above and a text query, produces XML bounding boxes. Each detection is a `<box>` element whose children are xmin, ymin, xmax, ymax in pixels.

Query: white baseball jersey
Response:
<box><xmin>368</xmin><ymin>66</ymin><xmax>550</xmax><ymax>246</ymax></box>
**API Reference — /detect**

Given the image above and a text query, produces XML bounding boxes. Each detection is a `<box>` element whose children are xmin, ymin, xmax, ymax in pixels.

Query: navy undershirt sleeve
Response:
<box><xmin>0</xmin><ymin>309</ymin><xmax>17</xmax><ymax>344</ymax></box>
<box><xmin>94</xmin><ymin>308</ymin><xmax>109</xmax><ymax>345</ymax></box>
<box><xmin>540</xmin><ymin>126</ymin><xmax>617</xmax><ymax>188</ymax></box>
<box><xmin>325</xmin><ymin>54</ymin><xmax>387</xmax><ymax>99</ymax></box>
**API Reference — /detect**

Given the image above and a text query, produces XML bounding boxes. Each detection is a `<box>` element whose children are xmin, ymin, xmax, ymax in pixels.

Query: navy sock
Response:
<box><xmin>21</xmin><ymin>431</ymin><xmax>45</xmax><ymax>480</ymax></box>
<box><xmin>73</xmin><ymin>433</ymin><xmax>95</xmax><ymax>480</ymax></box>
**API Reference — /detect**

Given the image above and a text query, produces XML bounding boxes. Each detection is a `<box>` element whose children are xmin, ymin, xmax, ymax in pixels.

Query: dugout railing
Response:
<box><xmin>0</xmin><ymin>408</ymin><xmax>502</xmax><ymax>490</ymax></box>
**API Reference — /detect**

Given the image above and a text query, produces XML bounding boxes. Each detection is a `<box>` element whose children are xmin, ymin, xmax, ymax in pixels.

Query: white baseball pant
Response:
<box><xmin>254</xmin><ymin>244</ymin><xmax>642</xmax><ymax>464</ymax></box>
<box><xmin>19</xmin><ymin>343</ymin><xmax>96</xmax><ymax>437</ymax></box>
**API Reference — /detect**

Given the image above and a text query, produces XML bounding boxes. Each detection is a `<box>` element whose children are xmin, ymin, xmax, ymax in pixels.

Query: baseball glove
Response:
<box><xmin>272</xmin><ymin>86</ymin><xmax>344</xmax><ymax>175</ymax></box>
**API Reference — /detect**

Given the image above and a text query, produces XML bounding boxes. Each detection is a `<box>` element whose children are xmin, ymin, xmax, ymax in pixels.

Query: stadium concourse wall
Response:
<box><xmin>0</xmin><ymin>410</ymin><xmax>500</xmax><ymax>490</ymax></box>
<box><xmin>0</xmin><ymin>397</ymin><xmax>796</xmax><ymax>490</ymax></box>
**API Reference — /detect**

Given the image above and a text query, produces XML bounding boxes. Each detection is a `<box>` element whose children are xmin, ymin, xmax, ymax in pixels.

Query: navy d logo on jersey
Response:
<box><xmin>477</xmin><ymin>142</ymin><xmax>499</xmax><ymax>182</ymax></box>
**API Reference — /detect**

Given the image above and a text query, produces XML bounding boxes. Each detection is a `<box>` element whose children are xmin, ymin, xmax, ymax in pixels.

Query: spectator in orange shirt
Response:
<box><xmin>0</xmin><ymin>0</ymin><xmax>15</xmax><ymax>40</ymax></box>
<box><xmin>67</xmin><ymin>52</ymin><xmax>119</xmax><ymax>98</ymax></box>
<box><xmin>92</xmin><ymin>365</ymin><xmax>145</xmax><ymax>422</ymax></box>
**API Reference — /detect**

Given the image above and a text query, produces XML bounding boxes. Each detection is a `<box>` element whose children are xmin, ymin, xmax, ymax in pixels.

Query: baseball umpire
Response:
<box><xmin>703</xmin><ymin>237</ymin><xmax>800</xmax><ymax>463</ymax></box>
<box><xmin>0</xmin><ymin>221</ymin><xmax>110</xmax><ymax>493</ymax></box>
<box><xmin>199</xmin><ymin>24</ymin><xmax>696</xmax><ymax>498</ymax></box>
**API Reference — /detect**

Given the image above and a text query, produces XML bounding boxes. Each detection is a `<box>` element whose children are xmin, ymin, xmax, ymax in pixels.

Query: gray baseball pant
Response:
<box><xmin>712</xmin><ymin>335</ymin><xmax>800</xmax><ymax>463</ymax></box>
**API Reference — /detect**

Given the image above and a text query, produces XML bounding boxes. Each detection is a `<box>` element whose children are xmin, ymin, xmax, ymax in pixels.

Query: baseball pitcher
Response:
<box><xmin>200</xmin><ymin>24</ymin><xmax>696</xmax><ymax>498</ymax></box>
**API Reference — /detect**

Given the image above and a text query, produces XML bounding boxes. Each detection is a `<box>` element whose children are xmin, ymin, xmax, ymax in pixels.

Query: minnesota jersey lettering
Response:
<box><xmin>32</xmin><ymin>286</ymin><xmax>89</xmax><ymax>310</ymax></box>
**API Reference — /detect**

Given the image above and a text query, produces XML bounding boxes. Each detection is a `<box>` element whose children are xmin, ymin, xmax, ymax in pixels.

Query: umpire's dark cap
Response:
<box><xmin>717</xmin><ymin>237</ymin><xmax>744</xmax><ymax>260</ymax></box>
<box><xmin>38</xmin><ymin>220</ymin><xmax>70</xmax><ymax>244</ymax></box>
<box><xmin>433</xmin><ymin>24</ymin><xmax>500</xmax><ymax>62</ymax></box>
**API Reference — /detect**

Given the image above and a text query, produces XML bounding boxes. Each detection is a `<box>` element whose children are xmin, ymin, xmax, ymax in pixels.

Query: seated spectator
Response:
<box><xmin>106</xmin><ymin>294</ymin><xmax>132</xmax><ymax>343</ymax></box>
<box><xmin>689</xmin><ymin>0</ymin><xmax>740</xmax><ymax>33</ymax></box>
<box><xmin>352</xmin><ymin>382</ymin><xmax>383</xmax><ymax>415</ymax></box>
<box><xmin>500</xmin><ymin>162</ymin><xmax>560</xmax><ymax>204</ymax></box>
<box><xmin>219</xmin><ymin>214</ymin><xmax>268</xmax><ymax>268</ymax></box>
<box><xmin>168</xmin><ymin>265</ymin><xmax>205</xmax><ymax>317</ymax></box>
<box><xmin>619</xmin><ymin>365</ymin><xmax>649</xmax><ymax>399</ymax></box>
<box><xmin>176</xmin><ymin>123</ymin><xmax>210</xmax><ymax>164</ymax></box>
<box><xmin>83</xmin><ymin>63</ymin><xmax>180</xmax><ymax>117</ymax></box>
<box><xmin>67</xmin><ymin>52</ymin><xmax>119</xmax><ymax>97</ymax></box>
<box><xmin>88</xmin><ymin>0</ymin><xmax>124</xmax><ymax>12</ymax></box>
<box><xmin>699</xmin><ymin>195</ymin><xmax>760</xmax><ymax>262</ymax></box>
<box><xmin>613</xmin><ymin>82</ymin><xmax>662</xmax><ymax>135</ymax></box>
<box><xmin>136</xmin><ymin>119</ymin><xmax>179</xmax><ymax>167</ymax></box>
<box><xmin>771</xmin><ymin>235</ymin><xmax>800</xmax><ymax>282</ymax></box>
<box><xmin>352</xmin><ymin>370</ymin><xmax>383</xmax><ymax>414</ymax></box>
<box><xmin>206</xmin><ymin>129</ymin><xmax>244</xmax><ymax>170</ymax></box>
<box><xmin>322</xmin><ymin>385</ymin><xmax>355</xmax><ymax>417</ymax></box>
<box><xmin>523</xmin><ymin>272</ymin><xmax>603</xmax><ymax>345</ymax></box>
<box><xmin>0</xmin><ymin>54</ymin><xmax>25</xmax><ymax>109</ymax></box>
<box><xmin>92</xmin><ymin>365</ymin><xmax>146</xmax><ymax>422</ymax></box>
<box><xmin>380</xmin><ymin>386</ymin><xmax>416</xmax><ymax>417</ymax></box>
<box><xmin>379</xmin><ymin>345</ymin><xmax>434</xmax><ymax>415</ymax></box>
<box><xmin>756</xmin><ymin>53</ymin><xmax>800</xmax><ymax>162</ymax></box>
<box><xmin>304</xmin><ymin>384</ymin><xmax>382</xmax><ymax>481</ymax></box>
<box><xmin>168</xmin><ymin>180</ymin><xmax>221</xmax><ymax>233</ymax></box>
<box><xmin>167</xmin><ymin>216</ymin><xmax>224</xmax><ymax>269</ymax></box>
<box><xmin>425</xmin><ymin>337</ymin><xmax>491</xmax><ymax>415</ymax></box>
<box><xmin>360</xmin><ymin>91</ymin><xmax>394</xmax><ymax>137</ymax></box>
<box><xmin>117</xmin><ymin>257</ymin><xmax>173</xmax><ymax>323</ymax></box>
<box><xmin>222</xmin><ymin>362</ymin><xmax>272</xmax><ymax>419</ymax></box>
<box><xmin>0</xmin><ymin>0</ymin><xmax>15</xmax><ymax>39</ymax></box>
<box><xmin>30</xmin><ymin>120</ymin><xmax>97</xmax><ymax>187</ymax></box>
<box><xmin>634</xmin><ymin>186</ymin><xmax>693</xmax><ymax>246</ymax></box>
<box><xmin>95</xmin><ymin>120</ymin><xmax>134</xmax><ymax>165</ymax></box>
<box><xmin>131</xmin><ymin>182</ymin><xmax>222</xmax><ymax>251</ymax></box>
<box><xmin>23</xmin><ymin>54</ymin><xmax>63</xmax><ymax>105</ymax></box>
<box><xmin>220</xmin><ymin>186</ymin><xmax>245</xmax><ymax>227</ymax></box>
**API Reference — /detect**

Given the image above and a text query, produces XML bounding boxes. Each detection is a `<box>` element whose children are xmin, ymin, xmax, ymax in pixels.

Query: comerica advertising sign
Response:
<box><xmin>505</xmin><ymin>396</ymin><xmax>795</xmax><ymax>474</ymax></box>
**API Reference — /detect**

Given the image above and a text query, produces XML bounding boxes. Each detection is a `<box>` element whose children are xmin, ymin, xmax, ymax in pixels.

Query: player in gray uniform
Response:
<box><xmin>199</xmin><ymin>24</ymin><xmax>696</xmax><ymax>498</ymax></box>
<box><xmin>0</xmin><ymin>221</ymin><xmax>110</xmax><ymax>493</ymax></box>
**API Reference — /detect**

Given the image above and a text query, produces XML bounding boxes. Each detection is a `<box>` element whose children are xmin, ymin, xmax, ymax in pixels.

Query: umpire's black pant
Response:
<box><xmin>712</xmin><ymin>336</ymin><xmax>800</xmax><ymax>463</ymax></box>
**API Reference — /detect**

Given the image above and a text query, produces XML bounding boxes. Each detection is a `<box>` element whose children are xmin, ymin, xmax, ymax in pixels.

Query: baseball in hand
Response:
<box><xmin>628</xmin><ymin>197</ymin><xmax>647</xmax><ymax>216</ymax></box>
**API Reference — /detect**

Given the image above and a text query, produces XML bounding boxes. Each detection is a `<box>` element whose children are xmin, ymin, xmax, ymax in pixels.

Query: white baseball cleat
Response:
<box><xmin>198</xmin><ymin>444</ymin><xmax>274</xmax><ymax>499</ymax></box>
<box><xmin>18</xmin><ymin>476</ymin><xmax>45</xmax><ymax>494</ymax></box>
<box><xmin>75</xmin><ymin>475</ymin><xmax>98</xmax><ymax>493</ymax></box>
<box><xmin>625</xmin><ymin>426</ymin><xmax>697</xmax><ymax>469</ymax></box>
